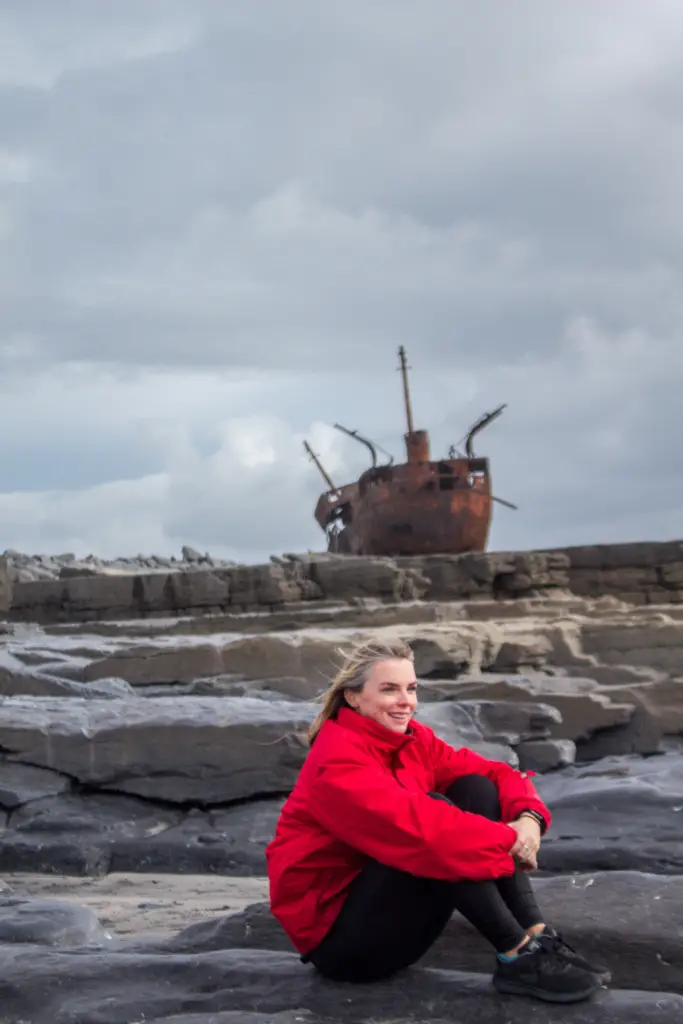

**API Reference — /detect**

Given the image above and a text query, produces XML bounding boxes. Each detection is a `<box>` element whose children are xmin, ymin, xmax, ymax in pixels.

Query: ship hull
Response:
<box><xmin>340</xmin><ymin>489</ymin><xmax>491</xmax><ymax>556</ymax></box>
<box><xmin>317</xmin><ymin>457</ymin><xmax>494</xmax><ymax>557</ymax></box>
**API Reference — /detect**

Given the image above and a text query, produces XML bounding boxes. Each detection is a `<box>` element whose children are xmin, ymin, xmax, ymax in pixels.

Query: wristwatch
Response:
<box><xmin>519</xmin><ymin>808</ymin><xmax>547</xmax><ymax>834</ymax></box>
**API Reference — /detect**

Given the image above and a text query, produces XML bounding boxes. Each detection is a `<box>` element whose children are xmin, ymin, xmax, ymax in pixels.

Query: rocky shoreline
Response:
<box><xmin>1</xmin><ymin>867</ymin><xmax>682</xmax><ymax>1022</ymax></box>
<box><xmin>3</xmin><ymin>545</ymin><xmax>236</xmax><ymax>583</ymax></box>
<box><xmin>5</xmin><ymin>538</ymin><xmax>683</xmax><ymax>624</ymax></box>
<box><xmin>1</xmin><ymin>549</ymin><xmax>682</xmax><ymax>1020</ymax></box>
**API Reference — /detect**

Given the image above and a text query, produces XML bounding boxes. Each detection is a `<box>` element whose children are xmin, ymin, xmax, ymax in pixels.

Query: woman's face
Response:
<box><xmin>345</xmin><ymin>657</ymin><xmax>418</xmax><ymax>733</ymax></box>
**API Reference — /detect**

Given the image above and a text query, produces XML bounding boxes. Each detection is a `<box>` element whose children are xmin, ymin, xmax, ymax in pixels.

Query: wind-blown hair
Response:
<box><xmin>308</xmin><ymin>636</ymin><xmax>414</xmax><ymax>744</ymax></box>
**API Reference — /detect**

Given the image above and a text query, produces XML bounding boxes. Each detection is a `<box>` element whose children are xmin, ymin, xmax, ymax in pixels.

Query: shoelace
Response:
<box><xmin>518</xmin><ymin>937</ymin><xmax>577</xmax><ymax>974</ymax></box>
<box><xmin>550</xmin><ymin>935</ymin><xmax>597</xmax><ymax>974</ymax></box>
<box><xmin>534</xmin><ymin>935</ymin><xmax>582</xmax><ymax>974</ymax></box>
<box><xmin>549</xmin><ymin>932</ymin><xmax>581</xmax><ymax>957</ymax></box>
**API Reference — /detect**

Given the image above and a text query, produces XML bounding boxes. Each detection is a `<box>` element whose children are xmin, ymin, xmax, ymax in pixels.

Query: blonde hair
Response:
<box><xmin>308</xmin><ymin>636</ymin><xmax>415</xmax><ymax>744</ymax></box>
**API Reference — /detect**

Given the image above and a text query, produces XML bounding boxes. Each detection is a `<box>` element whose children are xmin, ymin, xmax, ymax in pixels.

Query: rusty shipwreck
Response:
<box><xmin>304</xmin><ymin>347</ymin><xmax>515</xmax><ymax>556</ymax></box>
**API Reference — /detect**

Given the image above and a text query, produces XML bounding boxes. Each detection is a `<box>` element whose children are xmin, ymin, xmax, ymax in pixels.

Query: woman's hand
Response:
<box><xmin>508</xmin><ymin>815</ymin><xmax>542</xmax><ymax>872</ymax></box>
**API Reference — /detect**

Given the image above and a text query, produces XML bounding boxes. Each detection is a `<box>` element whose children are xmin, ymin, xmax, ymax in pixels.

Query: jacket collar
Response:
<box><xmin>334</xmin><ymin>706</ymin><xmax>416</xmax><ymax>753</ymax></box>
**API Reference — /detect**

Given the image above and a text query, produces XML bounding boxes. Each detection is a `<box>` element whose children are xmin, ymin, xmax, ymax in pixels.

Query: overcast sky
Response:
<box><xmin>0</xmin><ymin>0</ymin><xmax>681</xmax><ymax>563</ymax></box>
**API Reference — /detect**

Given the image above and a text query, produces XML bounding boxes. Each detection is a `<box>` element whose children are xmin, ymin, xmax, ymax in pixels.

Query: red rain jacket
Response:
<box><xmin>266</xmin><ymin>707</ymin><xmax>551</xmax><ymax>955</ymax></box>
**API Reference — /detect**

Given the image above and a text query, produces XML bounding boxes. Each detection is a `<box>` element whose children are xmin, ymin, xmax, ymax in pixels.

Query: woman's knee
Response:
<box><xmin>443</xmin><ymin>774</ymin><xmax>501</xmax><ymax>819</ymax></box>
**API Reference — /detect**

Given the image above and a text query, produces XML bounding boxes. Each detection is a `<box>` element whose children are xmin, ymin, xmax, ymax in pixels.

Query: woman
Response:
<box><xmin>266</xmin><ymin>638</ymin><xmax>607</xmax><ymax>1004</ymax></box>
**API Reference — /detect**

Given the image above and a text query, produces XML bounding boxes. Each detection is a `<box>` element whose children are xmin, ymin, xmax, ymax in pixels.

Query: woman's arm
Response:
<box><xmin>307</xmin><ymin>751</ymin><xmax>519</xmax><ymax>882</ymax></box>
<box><xmin>429</xmin><ymin>734</ymin><xmax>552</xmax><ymax>832</ymax></box>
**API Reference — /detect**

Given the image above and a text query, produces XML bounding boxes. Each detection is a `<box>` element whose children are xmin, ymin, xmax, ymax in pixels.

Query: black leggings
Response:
<box><xmin>307</xmin><ymin>774</ymin><xmax>543</xmax><ymax>983</ymax></box>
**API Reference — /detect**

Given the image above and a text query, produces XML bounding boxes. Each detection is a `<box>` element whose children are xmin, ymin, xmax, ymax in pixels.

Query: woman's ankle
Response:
<box><xmin>499</xmin><ymin>935</ymin><xmax>532</xmax><ymax>960</ymax></box>
<box><xmin>527</xmin><ymin>923</ymin><xmax>546</xmax><ymax>937</ymax></box>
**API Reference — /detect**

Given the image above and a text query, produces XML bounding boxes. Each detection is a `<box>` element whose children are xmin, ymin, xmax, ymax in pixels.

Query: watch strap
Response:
<box><xmin>519</xmin><ymin>808</ymin><xmax>547</xmax><ymax>834</ymax></box>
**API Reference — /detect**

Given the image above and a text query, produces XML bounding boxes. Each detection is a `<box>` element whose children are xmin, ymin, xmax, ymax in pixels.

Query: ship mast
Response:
<box><xmin>397</xmin><ymin>345</ymin><xmax>414</xmax><ymax>435</ymax></box>
<box><xmin>303</xmin><ymin>440</ymin><xmax>335</xmax><ymax>490</ymax></box>
<box><xmin>397</xmin><ymin>346</ymin><xmax>430</xmax><ymax>463</ymax></box>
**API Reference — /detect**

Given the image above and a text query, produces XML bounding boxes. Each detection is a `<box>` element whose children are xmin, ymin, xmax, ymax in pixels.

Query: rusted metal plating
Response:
<box><xmin>305</xmin><ymin>347</ymin><xmax>515</xmax><ymax>556</ymax></box>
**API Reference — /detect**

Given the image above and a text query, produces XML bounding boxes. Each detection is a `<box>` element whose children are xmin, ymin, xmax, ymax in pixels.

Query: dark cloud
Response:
<box><xmin>0</xmin><ymin>1</ymin><xmax>681</xmax><ymax>559</ymax></box>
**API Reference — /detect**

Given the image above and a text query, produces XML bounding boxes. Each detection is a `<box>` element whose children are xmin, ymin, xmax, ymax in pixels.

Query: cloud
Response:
<box><xmin>0</xmin><ymin>1</ymin><xmax>681</xmax><ymax>561</ymax></box>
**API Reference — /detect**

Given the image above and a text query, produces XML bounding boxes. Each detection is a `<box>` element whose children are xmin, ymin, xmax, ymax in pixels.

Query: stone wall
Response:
<box><xmin>6</xmin><ymin>540</ymin><xmax>683</xmax><ymax>624</ymax></box>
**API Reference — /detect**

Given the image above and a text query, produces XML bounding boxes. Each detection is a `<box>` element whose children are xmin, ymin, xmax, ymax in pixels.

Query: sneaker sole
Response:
<box><xmin>563</xmin><ymin>966</ymin><xmax>611</xmax><ymax>985</ymax></box>
<box><xmin>493</xmin><ymin>977</ymin><xmax>600</xmax><ymax>1004</ymax></box>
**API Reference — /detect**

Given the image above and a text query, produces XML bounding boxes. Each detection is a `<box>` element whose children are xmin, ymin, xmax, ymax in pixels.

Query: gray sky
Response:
<box><xmin>1</xmin><ymin>0</ymin><xmax>681</xmax><ymax>563</ymax></box>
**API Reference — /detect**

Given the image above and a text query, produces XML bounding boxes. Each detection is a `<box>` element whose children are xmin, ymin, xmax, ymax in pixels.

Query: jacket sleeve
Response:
<box><xmin>430</xmin><ymin>734</ymin><xmax>552</xmax><ymax>833</ymax></box>
<box><xmin>306</xmin><ymin>750</ymin><xmax>519</xmax><ymax>882</ymax></box>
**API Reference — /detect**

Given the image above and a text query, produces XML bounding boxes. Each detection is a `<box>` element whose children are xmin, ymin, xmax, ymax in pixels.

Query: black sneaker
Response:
<box><xmin>543</xmin><ymin>927</ymin><xmax>611</xmax><ymax>984</ymax></box>
<box><xmin>493</xmin><ymin>934</ymin><xmax>601</xmax><ymax>1004</ymax></box>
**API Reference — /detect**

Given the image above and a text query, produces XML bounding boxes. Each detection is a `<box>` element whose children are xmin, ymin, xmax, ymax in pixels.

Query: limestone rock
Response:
<box><xmin>0</xmin><ymin>556</ymin><xmax>12</xmax><ymax>613</ymax></box>
<box><xmin>7</xmin><ymin>538</ymin><xmax>683</xmax><ymax>624</ymax></box>
<box><xmin>420</xmin><ymin>676</ymin><xmax>636</xmax><ymax>745</ymax></box>
<box><xmin>456</xmin><ymin>699</ymin><xmax>562</xmax><ymax>744</ymax></box>
<box><xmin>0</xmin><ymin>696</ymin><xmax>314</xmax><ymax>803</ymax></box>
<box><xmin>0</xmin><ymin>896</ymin><xmax>111</xmax><ymax>946</ymax></box>
<box><xmin>163</xmin><ymin>570</ymin><xmax>231</xmax><ymax>612</ymax></box>
<box><xmin>83</xmin><ymin>636</ymin><xmax>345</xmax><ymax>689</ymax></box>
<box><xmin>408</xmin><ymin>550</ymin><xmax>570</xmax><ymax>601</ymax></box>
<box><xmin>163</xmin><ymin>871</ymin><xmax>683</xmax><ymax>996</ymax></box>
<box><xmin>535</xmin><ymin>751</ymin><xmax>683</xmax><ymax>873</ymax></box>
<box><xmin>0</xmin><ymin>943</ymin><xmax>679</xmax><ymax>1024</ymax></box>
<box><xmin>573</xmin><ymin>696</ymin><xmax>664</xmax><ymax>761</ymax></box>
<box><xmin>181</xmin><ymin>546</ymin><xmax>204</xmax><ymax>562</ymax></box>
<box><xmin>0</xmin><ymin>690</ymin><xmax>526</xmax><ymax>807</ymax></box>
<box><xmin>410</xmin><ymin>635</ymin><xmax>473</xmax><ymax>677</ymax></box>
<box><xmin>0</xmin><ymin>760</ymin><xmax>71</xmax><ymax>809</ymax></box>
<box><xmin>610</xmin><ymin>677</ymin><xmax>683</xmax><ymax>734</ymax></box>
<box><xmin>218</xmin><ymin>636</ymin><xmax>343</xmax><ymax>686</ymax></box>
<box><xmin>226</xmin><ymin>563</ymin><xmax>303</xmax><ymax>607</ymax></box>
<box><xmin>307</xmin><ymin>555</ymin><xmax>428</xmax><ymax>602</ymax></box>
<box><xmin>0</xmin><ymin>792</ymin><xmax>279</xmax><ymax>876</ymax></box>
<box><xmin>516</xmin><ymin>738</ymin><xmax>576</xmax><ymax>772</ymax></box>
<box><xmin>0</xmin><ymin>666</ymin><xmax>135</xmax><ymax>698</ymax></box>
<box><xmin>59</xmin><ymin>564</ymin><xmax>100</xmax><ymax>578</ymax></box>
<box><xmin>83</xmin><ymin>643</ymin><xmax>226</xmax><ymax>686</ymax></box>
<box><xmin>2</xmin><ymin>752</ymin><xmax>682</xmax><ymax>879</ymax></box>
<box><xmin>581</xmin><ymin>621</ymin><xmax>683</xmax><ymax>673</ymax></box>
<box><xmin>488</xmin><ymin>635</ymin><xmax>553</xmax><ymax>672</ymax></box>
<box><xmin>415</xmin><ymin>702</ymin><xmax>518</xmax><ymax>765</ymax></box>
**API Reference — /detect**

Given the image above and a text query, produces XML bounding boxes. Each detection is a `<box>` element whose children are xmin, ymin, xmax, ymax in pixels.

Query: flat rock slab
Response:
<box><xmin>413</xmin><ymin>701</ymin><xmax>518</xmax><ymax>765</ymax></box>
<box><xmin>82</xmin><ymin>635</ymin><xmax>344</xmax><ymax>688</ymax></box>
<box><xmin>0</xmin><ymin>792</ymin><xmax>282</xmax><ymax>876</ymax></box>
<box><xmin>535</xmin><ymin>751</ymin><xmax>683</xmax><ymax>872</ymax></box>
<box><xmin>145</xmin><ymin>1016</ymin><xmax>322</xmax><ymax>1024</ymax></box>
<box><xmin>0</xmin><ymin>760</ymin><xmax>71</xmax><ymax>809</ymax></box>
<box><xmin>0</xmin><ymin>945</ymin><xmax>680</xmax><ymax>1024</ymax></box>
<box><xmin>0</xmin><ymin>667</ymin><xmax>135</xmax><ymax>698</ymax></box>
<box><xmin>0</xmin><ymin>696</ymin><xmax>314</xmax><ymax>803</ymax></box>
<box><xmin>175</xmin><ymin>872</ymin><xmax>682</xmax><ymax>995</ymax></box>
<box><xmin>421</xmin><ymin>677</ymin><xmax>637</xmax><ymax>742</ymax></box>
<box><xmin>0</xmin><ymin>897</ymin><xmax>112</xmax><ymax>947</ymax></box>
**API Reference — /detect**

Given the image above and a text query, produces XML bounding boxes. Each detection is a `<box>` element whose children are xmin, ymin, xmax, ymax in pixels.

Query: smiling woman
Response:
<box><xmin>267</xmin><ymin>637</ymin><xmax>608</xmax><ymax>1004</ymax></box>
<box><xmin>306</xmin><ymin>638</ymin><xmax>419</xmax><ymax>741</ymax></box>
<box><xmin>345</xmin><ymin>655</ymin><xmax>417</xmax><ymax>731</ymax></box>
